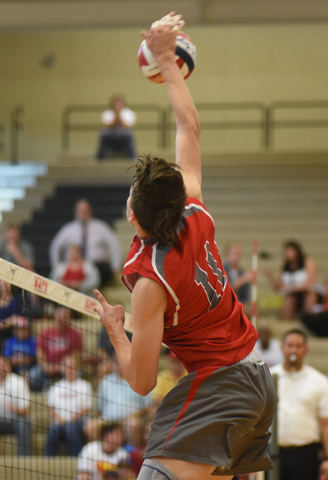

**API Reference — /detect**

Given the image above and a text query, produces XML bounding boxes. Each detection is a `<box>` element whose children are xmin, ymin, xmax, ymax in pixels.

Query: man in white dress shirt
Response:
<box><xmin>49</xmin><ymin>200</ymin><xmax>122</xmax><ymax>287</ymax></box>
<box><xmin>270</xmin><ymin>329</ymin><xmax>328</xmax><ymax>480</ymax></box>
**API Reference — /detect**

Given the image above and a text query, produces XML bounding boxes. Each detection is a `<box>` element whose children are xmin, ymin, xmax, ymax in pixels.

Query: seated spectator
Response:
<box><xmin>151</xmin><ymin>350</ymin><xmax>187</xmax><ymax>407</ymax></box>
<box><xmin>302</xmin><ymin>277</ymin><xmax>328</xmax><ymax>336</ymax></box>
<box><xmin>44</xmin><ymin>355</ymin><xmax>93</xmax><ymax>456</ymax></box>
<box><xmin>29</xmin><ymin>306</ymin><xmax>83</xmax><ymax>392</ymax></box>
<box><xmin>223</xmin><ymin>243</ymin><xmax>251</xmax><ymax>307</ymax></box>
<box><xmin>77</xmin><ymin>422</ymin><xmax>130</xmax><ymax>480</ymax></box>
<box><xmin>0</xmin><ymin>355</ymin><xmax>31</xmax><ymax>455</ymax></box>
<box><xmin>96</xmin><ymin>95</ymin><xmax>137</xmax><ymax>161</ymax></box>
<box><xmin>84</xmin><ymin>355</ymin><xmax>151</xmax><ymax>442</ymax></box>
<box><xmin>51</xmin><ymin>244</ymin><xmax>100</xmax><ymax>295</ymax></box>
<box><xmin>49</xmin><ymin>199</ymin><xmax>122</xmax><ymax>287</ymax></box>
<box><xmin>255</xmin><ymin>325</ymin><xmax>283</xmax><ymax>368</ymax></box>
<box><xmin>0</xmin><ymin>281</ymin><xmax>23</xmax><ymax>352</ymax></box>
<box><xmin>3</xmin><ymin>315</ymin><xmax>36</xmax><ymax>377</ymax></box>
<box><xmin>0</xmin><ymin>224</ymin><xmax>34</xmax><ymax>270</ymax></box>
<box><xmin>264</xmin><ymin>240</ymin><xmax>320</xmax><ymax>320</ymax></box>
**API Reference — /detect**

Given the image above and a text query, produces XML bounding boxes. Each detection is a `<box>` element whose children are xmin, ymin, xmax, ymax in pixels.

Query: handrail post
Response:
<box><xmin>263</xmin><ymin>105</ymin><xmax>271</xmax><ymax>150</ymax></box>
<box><xmin>10</xmin><ymin>105</ymin><xmax>24</xmax><ymax>165</ymax></box>
<box><xmin>267</xmin><ymin>103</ymin><xmax>276</xmax><ymax>150</ymax></box>
<box><xmin>61</xmin><ymin>106</ymin><xmax>70</xmax><ymax>151</ymax></box>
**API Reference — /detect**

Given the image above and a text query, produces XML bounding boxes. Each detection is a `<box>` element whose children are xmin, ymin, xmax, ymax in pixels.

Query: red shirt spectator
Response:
<box><xmin>37</xmin><ymin>324</ymin><xmax>82</xmax><ymax>363</ymax></box>
<box><xmin>29</xmin><ymin>307</ymin><xmax>82</xmax><ymax>392</ymax></box>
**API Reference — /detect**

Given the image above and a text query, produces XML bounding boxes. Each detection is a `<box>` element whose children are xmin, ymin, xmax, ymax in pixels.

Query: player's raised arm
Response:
<box><xmin>141</xmin><ymin>13</ymin><xmax>202</xmax><ymax>201</ymax></box>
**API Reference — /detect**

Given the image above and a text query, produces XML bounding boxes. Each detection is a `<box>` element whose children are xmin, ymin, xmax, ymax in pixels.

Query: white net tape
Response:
<box><xmin>0</xmin><ymin>258</ymin><xmax>133</xmax><ymax>331</ymax></box>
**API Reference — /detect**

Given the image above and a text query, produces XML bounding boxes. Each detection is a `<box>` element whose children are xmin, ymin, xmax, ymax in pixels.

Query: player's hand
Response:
<box><xmin>150</xmin><ymin>12</ymin><xmax>185</xmax><ymax>32</ymax></box>
<box><xmin>93</xmin><ymin>289</ymin><xmax>125</xmax><ymax>336</ymax></box>
<box><xmin>140</xmin><ymin>12</ymin><xmax>184</xmax><ymax>59</ymax></box>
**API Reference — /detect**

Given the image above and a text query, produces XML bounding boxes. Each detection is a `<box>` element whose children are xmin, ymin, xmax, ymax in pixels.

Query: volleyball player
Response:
<box><xmin>94</xmin><ymin>12</ymin><xmax>276</xmax><ymax>480</ymax></box>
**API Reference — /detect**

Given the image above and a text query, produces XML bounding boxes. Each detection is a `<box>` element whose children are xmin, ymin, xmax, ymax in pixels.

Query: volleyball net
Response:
<box><xmin>0</xmin><ymin>258</ymin><xmax>269</xmax><ymax>480</ymax></box>
<box><xmin>0</xmin><ymin>259</ymin><xmax>149</xmax><ymax>480</ymax></box>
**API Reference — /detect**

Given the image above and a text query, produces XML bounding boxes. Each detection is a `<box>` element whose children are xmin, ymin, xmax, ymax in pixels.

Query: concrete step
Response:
<box><xmin>0</xmin><ymin>456</ymin><xmax>77</xmax><ymax>479</ymax></box>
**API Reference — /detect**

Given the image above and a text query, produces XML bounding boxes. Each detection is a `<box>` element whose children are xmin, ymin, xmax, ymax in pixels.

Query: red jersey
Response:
<box><xmin>36</xmin><ymin>326</ymin><xmax>83</xmax><ymax>363</ymax></box>
<box><xmin>122</xmin><ymin>197</ymin><xmax>257</xmax><ymax>373</ymax></box>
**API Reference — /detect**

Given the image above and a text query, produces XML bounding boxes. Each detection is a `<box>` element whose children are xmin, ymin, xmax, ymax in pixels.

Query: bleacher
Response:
<box><xmin>0</xmin><ymin>151</ymin><xmax>328</xmax><ymax>480</ymax></box>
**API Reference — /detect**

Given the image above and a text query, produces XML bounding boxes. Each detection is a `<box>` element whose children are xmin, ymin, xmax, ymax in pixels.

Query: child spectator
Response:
<box><xmin>51</xmin><ymin>244</ymin><xmax>100</xmax><ymax>296</ymax></box>
<box><xmin>3</xmin><ymin>315</ymin><xmax>36</xmax><ymax>376</ymax></box>
<box><xmin>77</xmin><ymin>422</ymin><xmax>130</xmax><ymax>480</ymax></box>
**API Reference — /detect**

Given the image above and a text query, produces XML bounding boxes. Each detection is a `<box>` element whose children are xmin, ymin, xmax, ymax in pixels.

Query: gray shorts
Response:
<box><xmin>145</xmin><ymin>351</ymin><xmax>276</xmax><ymax>476</ymax></box>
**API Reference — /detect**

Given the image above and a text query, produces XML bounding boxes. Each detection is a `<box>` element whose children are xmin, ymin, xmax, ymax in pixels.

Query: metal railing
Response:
<box><xmin>61</xmin><ymin>104</ymin><xmax>165</xmax><ymax>151</ymax></box>
<box><xmin>58</xmin><ymin>99</ymin><xmax>328</xmax><ymax>152</ymax></box>
<box><xmin>10</xmin><ymin>105</ymin><xmax>24</xmax><ymax>164</ymax></box>
<box><xmin>164</xmin><ymin>102</ymin><xmax>269</xmax><ymax>148</ymax></box>
<box><xmin>267</xmin><ymin>100</ymin><xmax>328</xmax><ymax>148</ymax></box>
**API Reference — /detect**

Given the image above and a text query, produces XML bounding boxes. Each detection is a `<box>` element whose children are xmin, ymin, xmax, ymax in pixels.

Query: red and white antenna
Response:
<box><xmin>251</xmin><ymin>239</ymin><xmax>258</xmax><ymax>329</ymax></box>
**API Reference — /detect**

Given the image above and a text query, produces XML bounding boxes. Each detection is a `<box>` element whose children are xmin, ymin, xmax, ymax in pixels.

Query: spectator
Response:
<box><xmin>0</xmin><ymin>224</ymin><xmax>34</xmax><ymax>270</ymax></box>
<box><xmin>0</xmin><ymin>355</ymin><xmax>31</xmax><ymax>455</ymax></box>
<box><xmin>151</xmin><ymin>350</ymin><xmax>186</xmax><ymax>407</ymax></box>
<box><xmin>96</xmin><ymin>95</ymin><xmax>137</xmax><ymax>161</ymax></box>
<box><xmin>29</xmin><ymin>306</ymin><xmax>82</xmax><ymax>392</ymax></box>
<box><xmin>302</xmin><ymin>277</ymin><xmax>328</xmax><ymax>336</ymax></box>
<box><xmin>255</xmin><ymin>325</ymin><xmax>283</xmax><ymax>368</ymax></box>
<box><xmin>44</xmin><ymin>355</ymin><xmax>93</xmax><ymax>456</ymax></box>
<box><xmin>51</xmin><ymin>244</ymin><xmax>100</xmax><ymax>295</ymax></box>
<box><xmin>77</xmin><ymin>422</ymin><xmax>130</xmax><ymax>480</ymax></box>
<box><xmin>0</xmin><ymin>280</ymin><xmax>23</xmax><ymax>352</ymax></box>
<box><xmin>223</xmin><ymin>243</ymin><xmax>251</xmax><ymax>306</ymax></box>
<box><xmin>3</xmin><ymin>315</ymin><xmax>36</xmax><ymax>376</ymax></box>
<box><xmin>264</xmin><ymin>240</ymin><xmax>319</xmax><ymax>320</ymax></box>
<box><xmin>270</xmin><ymin>329</ymin><xmax>328</xmax><ymax>480</ymax></box>
<box><xmin>49</xmin><ymin>199</ymin><xmax>121</xmax><ymax>287</ymax></box>
<box><xmin>84</xmin><ymin>355</ymin><xmax>151</xmax><ymax>442</ymax></box>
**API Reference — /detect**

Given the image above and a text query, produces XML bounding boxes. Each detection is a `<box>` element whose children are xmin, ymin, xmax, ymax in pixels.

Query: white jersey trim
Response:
<box><xmin>123</xmin><ymin>244</ymin><xmax>145</xmax><ymax>290</ymax></box>
<box><xmin>185</xmin><ymin>203</ymin><xmax>215</xmax><ymax>226</ymax></box>
<box><xmin>151</xmin><ymin>244</ymin><xmax>180</xmax><ymax>327</ymax></box>
<box><xmin>124</xmin><ymin>243</ymin><xmax>145</xmax><ymax>268</ymax></box>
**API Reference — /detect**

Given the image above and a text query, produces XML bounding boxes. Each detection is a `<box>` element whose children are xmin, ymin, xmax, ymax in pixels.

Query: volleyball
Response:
<box><xmin>138</xmin><ymin>32</ymin><xmax>196</xmax><ymax>85</ymax></box>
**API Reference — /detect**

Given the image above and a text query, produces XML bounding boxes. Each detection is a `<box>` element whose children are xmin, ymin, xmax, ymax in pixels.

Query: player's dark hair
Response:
<box><xmin>131</xmin><ymin>154</ymin><xmax>187</xmax><ymax>247</ymax></box>
<box><xmin>282</xmin><ymin>328</ymin><xmax>308</xmax><ymax>344</ymax></box>
<box><xmin>283</xmin><ymin>240</ymin><xmax>305</xmax><ymax>271</ymax></box>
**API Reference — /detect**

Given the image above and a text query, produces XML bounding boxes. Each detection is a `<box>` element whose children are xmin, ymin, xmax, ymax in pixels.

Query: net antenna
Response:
<box><xmin>251</xmin><ymin>239</ymin><xmax>258</xmax><ymax>329</ymax></box>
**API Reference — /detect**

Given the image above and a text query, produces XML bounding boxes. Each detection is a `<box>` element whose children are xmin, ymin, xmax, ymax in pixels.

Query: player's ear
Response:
<box><xmin>128</xmin><ymin>209</ymin><xmax>137</xmax><ymax>225</ymax></box>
